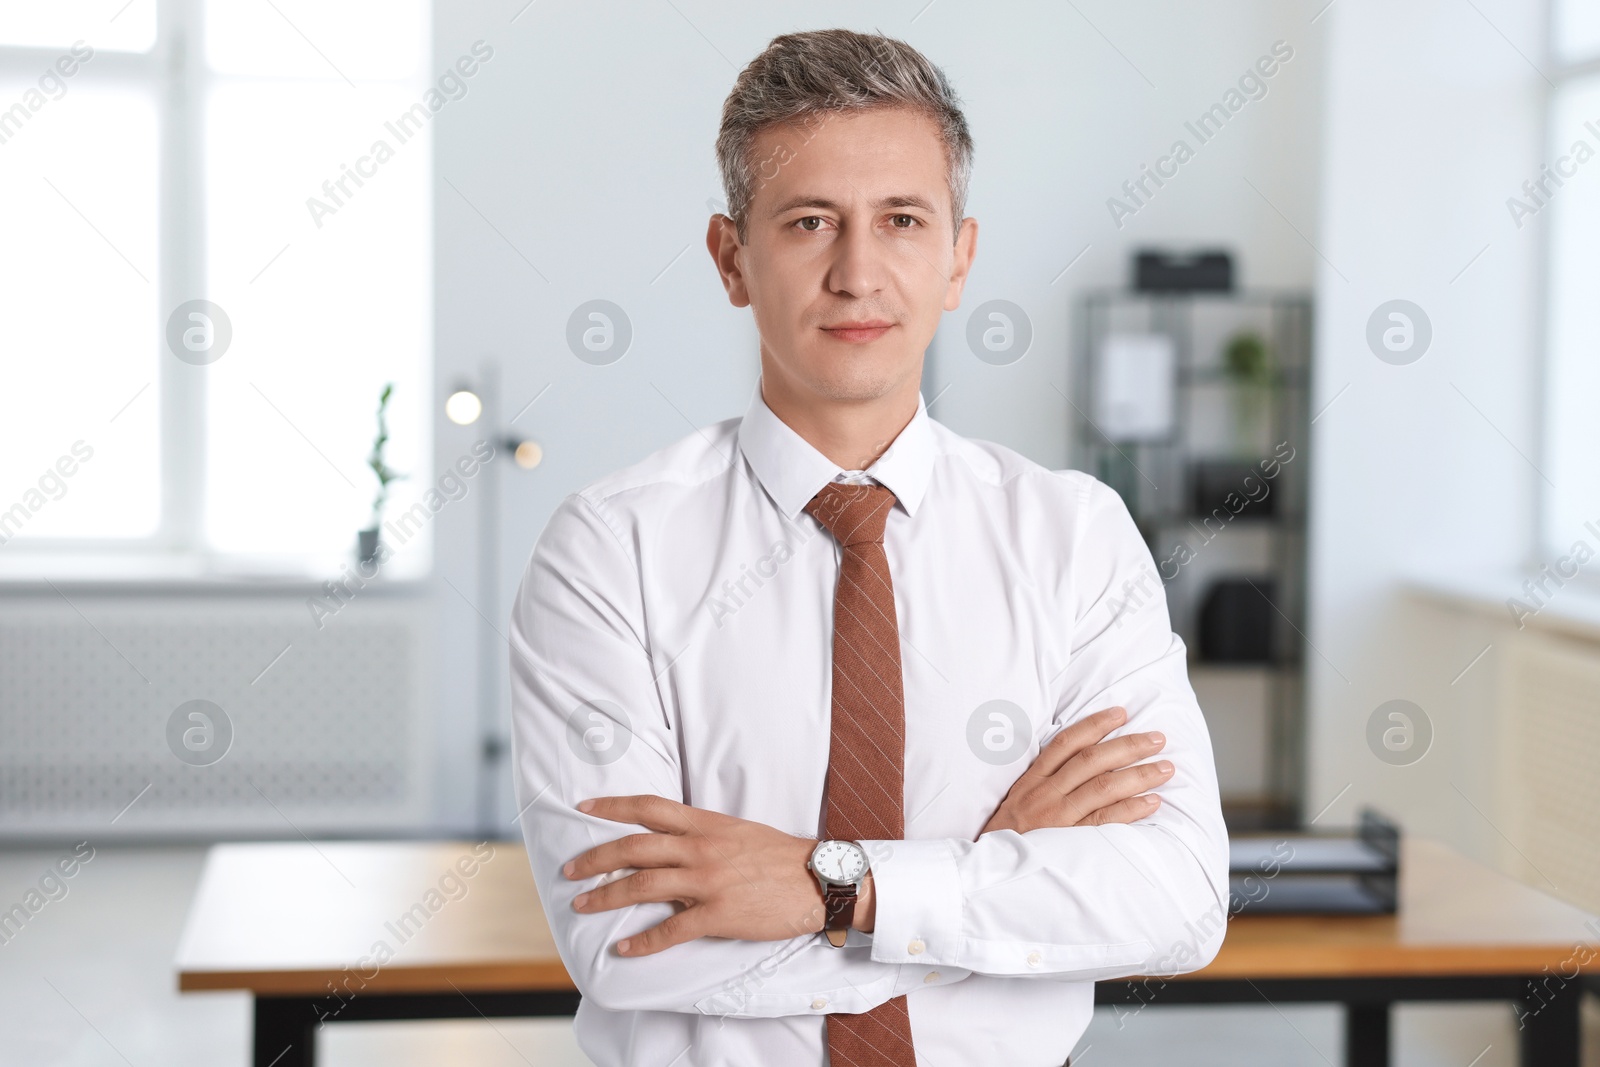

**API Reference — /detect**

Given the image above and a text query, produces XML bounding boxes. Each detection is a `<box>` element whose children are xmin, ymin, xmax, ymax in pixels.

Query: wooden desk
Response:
<box><xmin>175</xmin><ymin>840</ymin><xmax>577</xmax><ymax>1067</ymax></box>
<box><xmin>176</xmin><ymin>837</ymin><xmax>1597</xmax><ymax>1067</ymax></box>
<box><xmin>1098</xmin><ymin>837</ymin><xmax>1598</xmax><ymax>1066</ymax></box>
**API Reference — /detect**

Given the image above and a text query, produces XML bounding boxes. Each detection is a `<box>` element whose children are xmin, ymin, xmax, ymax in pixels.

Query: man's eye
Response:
<box><xmin>796</xmin><ymin>216</ymin><xmax>825</xmax><ymax>231</ymax></box>
<box><xmin>890</xmin><ymin>214</ymin><xmax>919</xmax><ymax>229</ymax></box>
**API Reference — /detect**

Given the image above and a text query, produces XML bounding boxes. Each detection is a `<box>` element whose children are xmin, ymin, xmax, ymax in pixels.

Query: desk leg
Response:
<box><xmin>254</xmin><ymin>997</ymin><xmax>317</xmax><ymax>1067</ymax></box>
<box><xmin>1518</xmin><ymin>977</ymin><xmax>1581</xmax><ymax>1067</ymax></box>
<box><xmin>1345</xmin><ymin>1003</ymin><xmax>1390</xmax><ymax>1067</ymax></box>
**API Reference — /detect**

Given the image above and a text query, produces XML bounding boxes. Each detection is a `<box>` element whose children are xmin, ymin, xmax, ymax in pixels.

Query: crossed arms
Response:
<box><xmin>509</xmin><ymin>481</ymin><xmax>1230</xmax><ymax>1017</ymax></box>
<box><xmin>564</xmin><ymin>705</ymin><xmax>1172</xmax><ymax>954</ymax></box>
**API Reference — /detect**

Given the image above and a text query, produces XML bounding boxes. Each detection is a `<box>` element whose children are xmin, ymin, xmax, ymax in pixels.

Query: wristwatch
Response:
<box><xmin>807</xmin><ymin>839</ymin><xmax>870</xmax><ymax>947</ymax></box>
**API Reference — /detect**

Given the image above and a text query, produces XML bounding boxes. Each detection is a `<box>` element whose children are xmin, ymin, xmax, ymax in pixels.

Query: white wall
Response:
<box><xmin>1303</xmin><ymin>0</ymin><xmax>1545</xmax><ymax>853</ymax></box>
<box><xmin>429</xmin><ymin>0</ymin><xmax>1326</xmax><ymax>826</ymax></box>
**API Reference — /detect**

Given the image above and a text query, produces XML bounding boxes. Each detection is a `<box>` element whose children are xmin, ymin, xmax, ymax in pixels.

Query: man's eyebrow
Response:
<box><xmin>767</xmin><ymin>193</ymin><xmax>942</xmax><ymax>218</ymax></box>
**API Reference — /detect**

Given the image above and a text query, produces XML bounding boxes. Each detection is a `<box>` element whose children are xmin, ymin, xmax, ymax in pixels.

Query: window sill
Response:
<box><xmin>0</xmin><ymin>550</ymin><xmax>431</xmax><ymax>593</ymax></box>
<box><xmin>1404</xmin><ymin>568</ymin><xmax>1600</xmax><ymax>643</ymax></box>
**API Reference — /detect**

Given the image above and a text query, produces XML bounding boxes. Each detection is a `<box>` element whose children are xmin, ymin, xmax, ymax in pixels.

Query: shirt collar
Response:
<box><xmin>737</xmin><ymin>381</ymin><xmax>935</xmax><ymax>521</ymax></box>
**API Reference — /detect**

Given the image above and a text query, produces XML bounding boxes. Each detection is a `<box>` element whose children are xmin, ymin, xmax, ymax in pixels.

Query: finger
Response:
<box><xmin>617</xmin><ymin>906</ymin><xmax>707</xmax><ymax>956</ymax></box>
<box><xmin>1058</xmin><ymin>760</ymin><xmax>1175</xmax><ymax>822</ymax></box>
<box><xmin>1026</xmin><ymin>706</ymin><xmax>1127</xmax><ymax>778</ymax></box>
<box><xmin>578</xmin><ymin>794</ymin><xmax>698</xmax><ymax>834</ymax></box>
<box><xmin>1049</xmin><ymin>731</ymin><xmax>1166</xmax><ymax>796</ymax></box>
<box><xmin>574</xmin><ymin>866</ymin><xmax>698</xmax><ymax>913</ymax></box>
<box><xmin>1078</xmin><ymin>793</ymin><xmax>1163</xmax><ymax>827</ymax></box>
<box><xmin>565</xmin><ymin>832</ymin><xmax>689</xmax><ymax>880</ymax></box>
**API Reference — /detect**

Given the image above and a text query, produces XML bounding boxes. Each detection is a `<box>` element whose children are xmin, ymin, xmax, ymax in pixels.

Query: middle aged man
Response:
<box><xmin>511</xmin><ymin>27</ymin><xmax>1228</xmax><ymax>1067</ymax></box>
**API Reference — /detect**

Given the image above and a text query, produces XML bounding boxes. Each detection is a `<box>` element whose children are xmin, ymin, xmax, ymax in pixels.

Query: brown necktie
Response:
<box><xmin>804</xmin><ymin>481</ymin><xmax>917</xmax><ymax>1067</ymax></box>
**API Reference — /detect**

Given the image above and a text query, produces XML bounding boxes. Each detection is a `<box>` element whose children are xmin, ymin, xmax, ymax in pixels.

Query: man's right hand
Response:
<box><xmin>981</xmin><ymin>705</ymin><xmax>1172</xmax><ymax>835</ymax></box>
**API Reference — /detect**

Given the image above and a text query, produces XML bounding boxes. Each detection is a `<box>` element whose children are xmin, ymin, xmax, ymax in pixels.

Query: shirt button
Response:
<box><xmin>811</xmin><ymin>997</ymin><xmax>828</xmax><ymax>1011</ymax></box>
<box><xmin>1026</xmin><ymin>950</ymin><xmax>1042</xmax><ymax>968</ymax></box>
<box><xmin>907</xmin><ymin>939</ymin><xmax>925</xmax><ymax>955</ymax></box>
<box><xmin>924</xmin><ymin>971</ymin><xmax>941</xmax><ymax>984</ymax></box>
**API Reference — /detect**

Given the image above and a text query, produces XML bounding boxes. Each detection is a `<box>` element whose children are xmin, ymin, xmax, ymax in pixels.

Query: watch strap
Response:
<box><xmin>822</xmin><ymin>882</ymin><xmax>856</xmax><ymax>947</ymax></box>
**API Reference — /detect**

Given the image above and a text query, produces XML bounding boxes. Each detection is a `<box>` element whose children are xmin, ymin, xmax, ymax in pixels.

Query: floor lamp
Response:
<box><xmin>444</xmin><ymin>362</ymin><xmax>542</xmax><ymax>836</ymax></box>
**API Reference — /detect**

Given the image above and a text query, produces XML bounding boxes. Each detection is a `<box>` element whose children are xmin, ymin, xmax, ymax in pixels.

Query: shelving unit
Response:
<box><xmin>1073</xmin><ymin>290</ymin><xmax>1313</xmax><ymax>830</ymax></box>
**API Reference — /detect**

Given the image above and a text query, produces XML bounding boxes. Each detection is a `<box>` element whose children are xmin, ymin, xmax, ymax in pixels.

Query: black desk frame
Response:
<box><xmin>251</xmin><ymin>976</ymin><xmax>1593</xmax><ymax>1067</ymax></box>
<box><xmin>1094</xmin><ymin>974</ymin><xmax>1589</xmax><ymax>1067</ymax></box>
<box><xmin>254</xmin><ymin>990</ymin><xmax>580</xmax><ymax>1067</ymax></box>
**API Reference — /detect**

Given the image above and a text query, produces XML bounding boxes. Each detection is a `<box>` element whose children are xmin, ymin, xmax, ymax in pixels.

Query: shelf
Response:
<box><xmin>1176</xmin><ymin>366</ymin><xmax>1311</xmax><ymax>386</ymax></box>
<box><xmin>1076</xmin><ymin>287</ymin><xmax>1313</xmax><ymax>820</ymax></box>
<box><xmin>1188</xmin><ymin>659</ymin><xmax>1303</xmax><ymax>672</ymax></box>
<box><xmin>1082</xmin><ymin>288</ymin><xmax>1314</xmax><ymax>307</ymax></box>
<box><xmin>1142</xmin><ymin>511</ymin><xmax>1307</xmax><ymax>529</ymax></box>
<box><xmin>1221</xmin><ymin>795</ymin><xmax>1301</xmax><ymax>832</ymax></box>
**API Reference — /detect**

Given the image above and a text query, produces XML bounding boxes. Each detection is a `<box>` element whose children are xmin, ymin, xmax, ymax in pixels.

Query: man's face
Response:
<box><xmin>708</xmin><ymin>106</ymin><xmax>977</xmax><ymax>406</ymax></box>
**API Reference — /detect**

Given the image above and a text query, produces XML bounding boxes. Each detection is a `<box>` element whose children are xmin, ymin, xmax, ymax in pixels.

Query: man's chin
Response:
<box><xmin>802</xmin><ymin>373</ymin><xmax>908</xmax><ymax>405</ymax></box>
<box><xmin>791</xmin><ymin>353</ymin><xmax>919</xmax><ymax>402</ymax></box>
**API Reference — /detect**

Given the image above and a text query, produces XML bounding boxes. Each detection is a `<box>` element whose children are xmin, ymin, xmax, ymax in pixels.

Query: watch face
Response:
<box><xmin>811</xmin><ymin>840</ymin><xmax>867</xmax><ymax>883</ymax></box>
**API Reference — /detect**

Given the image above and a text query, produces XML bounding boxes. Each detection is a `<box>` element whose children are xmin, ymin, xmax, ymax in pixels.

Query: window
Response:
<box><xmin>1541</xmin><ymin>1</ymin><xmax>1600</xmax><ymax>558</ymax></box>
<box><xmin>0</xmin><ymin>0</ymin><xmax>431</xmax><ymax>571</ymax></box>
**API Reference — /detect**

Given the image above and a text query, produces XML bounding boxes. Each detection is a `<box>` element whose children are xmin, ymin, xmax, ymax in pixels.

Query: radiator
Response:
<box><xmin>1496</xmin><ymin>627</ymin><xmax>1600</xmax><ymax>912</ymax></box>
<box><xmin>0</xmin><ymin>592</ymin><xmax>433</xmax><ymax>837</ymax></box>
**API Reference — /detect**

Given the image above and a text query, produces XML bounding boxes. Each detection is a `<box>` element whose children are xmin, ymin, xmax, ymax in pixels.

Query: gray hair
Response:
<box><xmin>715</xmin><ymin>28</ymin><xmax>973</xmax><ymax>245</ymax></box>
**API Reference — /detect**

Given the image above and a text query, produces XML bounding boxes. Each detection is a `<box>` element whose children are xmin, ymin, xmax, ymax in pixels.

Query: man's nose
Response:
<box><xmin>825</xmin><ymin>218</ymin><xmax>892</xmax><ymax>297</ymax></box>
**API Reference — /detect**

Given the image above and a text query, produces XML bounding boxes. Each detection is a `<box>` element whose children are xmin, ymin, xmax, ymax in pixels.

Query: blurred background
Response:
<box><xmin>1</xmin><ymin>0</ymin><xmax>1597</xmax><ymax>1064</ymax></box>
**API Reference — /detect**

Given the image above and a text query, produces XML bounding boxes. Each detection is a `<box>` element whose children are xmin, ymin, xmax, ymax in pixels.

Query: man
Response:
<box><xmin>510</xmin><ymin>28</ymin><xmax>1228</xmax><ymax>1066</ymax></box>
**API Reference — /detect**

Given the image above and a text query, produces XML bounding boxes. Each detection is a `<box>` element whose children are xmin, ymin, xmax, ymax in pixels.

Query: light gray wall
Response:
<box><xmin>429</xmin><ymin>0</ymin><xmax>1326</xmax><ymax>826</ymax></box>
<box><xmin>1302</xmin><ymin>0</ymin><xmax>1544</xmax><ymax>849</ymax></box>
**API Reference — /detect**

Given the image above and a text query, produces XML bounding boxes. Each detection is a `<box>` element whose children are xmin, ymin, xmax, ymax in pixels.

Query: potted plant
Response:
<box><xmin>1223</xmin><ymin>331</ymin><xmax>1272</xmax><ymax>454</ymax></box>
<box><xmin>359</xmin><ymin>382</ymin><xmax>405</xmax><ymax>565</ymax></box>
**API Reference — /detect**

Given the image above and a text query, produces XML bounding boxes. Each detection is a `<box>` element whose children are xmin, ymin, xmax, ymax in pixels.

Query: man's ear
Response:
<box><xmin>942</xmin><ymin>216</ymin><xmax>979</xmax><ymax>312</ymax></box>
<box><xmin>706</xmin><ymin>214</ymin><xmax>751</xmax><ymax>308</ymax></box>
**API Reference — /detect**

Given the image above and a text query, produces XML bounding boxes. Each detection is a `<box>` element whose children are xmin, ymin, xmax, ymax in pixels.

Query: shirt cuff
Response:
<box><xmin>859</xmin><ymin>837</ymin><xmax>964</xmax><ymax>967</ymax></box>
<box><xmin>690</xmin><ymin>935</ymin><xmax>966</xmax><ymax>1018</ymax></box>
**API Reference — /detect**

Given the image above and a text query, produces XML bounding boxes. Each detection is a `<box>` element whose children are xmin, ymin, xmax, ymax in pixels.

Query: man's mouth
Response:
<box><xmin>821</xmin><ymin>321</ymin><xmax>894</xmax><ymax>344</ymax></box>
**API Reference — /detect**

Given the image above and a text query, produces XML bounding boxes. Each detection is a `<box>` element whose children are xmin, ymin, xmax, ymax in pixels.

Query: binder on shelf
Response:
<box><xmin>1227</xmin><ymin>809</ymin><xmax>1400</xmax><ymax>915</ymax></box>
<box><xmin>1133</xmin><ymin>249</ymin><xmax>1234</xmax><ymax>292</ymax></box>
<box><xmin>1190</xmin><ymin>459</ymin><xmax>1280</xmax><ymax>519</ymax></box>
<box><xmin>1198</xmin><ymin>578</ymin><xmax>1276</xmax><ymax>663</ymax></box>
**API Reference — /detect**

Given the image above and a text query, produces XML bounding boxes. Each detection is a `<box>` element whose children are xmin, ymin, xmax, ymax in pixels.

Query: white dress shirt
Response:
<box><xmin>510</xmin><ymin>383</ymin><xmax>1230</xmax><ymax>1067</ymax></box>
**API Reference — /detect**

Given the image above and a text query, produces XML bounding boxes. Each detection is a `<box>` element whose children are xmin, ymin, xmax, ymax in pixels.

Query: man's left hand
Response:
<box><xmin>564</xmin><ymin>795</ymin><xmax>852</xmax><ymax>957</ymax></box>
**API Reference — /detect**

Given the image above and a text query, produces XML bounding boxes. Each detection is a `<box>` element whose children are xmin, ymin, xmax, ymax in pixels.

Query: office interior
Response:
<box><xmin>2</xmin><ymin>1</ymin><xmax>1598</xmax><ymax>1064</ymax></box>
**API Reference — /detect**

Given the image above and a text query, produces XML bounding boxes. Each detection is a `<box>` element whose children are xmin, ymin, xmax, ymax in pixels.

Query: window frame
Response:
<box><xmin>1538</xmin><ymin>0</ymin><xmax>1600</xmax><ymax>571</ymax></box>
